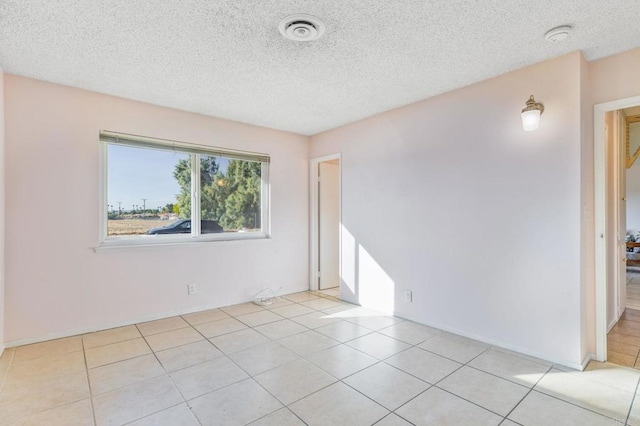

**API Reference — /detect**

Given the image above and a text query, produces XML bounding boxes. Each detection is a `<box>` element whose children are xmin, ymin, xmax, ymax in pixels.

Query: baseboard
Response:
<box><xmin>581</xmin><ymin>353</ymin><xmax>595</xmax><ymax>371</ymax></box>
<box><xmin>0</xmin><ymin>343</ymin><xmax>4</xmax><ymax>358</ymax></box>
<box><xmin>5</xmin><ymin>288</ymin><xmax>301</xmax><ymax>348</ymax></box>
<box><xmin>390</xmin><ymin>311</ymin><xmax>585</xmax><ymax>370</ymax></box>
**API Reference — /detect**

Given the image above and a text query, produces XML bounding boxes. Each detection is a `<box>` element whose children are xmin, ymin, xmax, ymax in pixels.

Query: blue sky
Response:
<box><xmin>107</xmin><ymin>145</ymin><xmax>186</xmax><ymax>212</ymax></box>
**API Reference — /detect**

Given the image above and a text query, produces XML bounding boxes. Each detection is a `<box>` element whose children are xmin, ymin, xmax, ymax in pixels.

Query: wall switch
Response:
<box><xmin>405</xmin><ymin>290</ymin><xmax>412</xmax><ymax>302</ymax></box>
<box><xmin>188</xmin><ymin>283</ymin><xmax>197</xmax><ymax>295</ymax></box>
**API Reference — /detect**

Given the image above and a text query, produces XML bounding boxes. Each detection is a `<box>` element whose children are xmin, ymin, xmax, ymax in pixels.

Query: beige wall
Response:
<box><xmin>3</xmin><ymin>75</ymin><xmax>309</xmax><ymax>345</ymax></box>
<box><xmin>311</xmin><ymin>52</ymin><xmax>585</xmax><ymax>367</ymax></box>
<box><xmin>0</xmin><ymin>66</ymin><xmax>4</xmax><ymax>354</ymax></box>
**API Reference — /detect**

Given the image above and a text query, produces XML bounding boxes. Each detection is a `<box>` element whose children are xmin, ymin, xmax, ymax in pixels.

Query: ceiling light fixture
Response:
<box><xmin>544</xmin><ymin>25</ymin><xmax>572</xmax><ymax>42</ymax></box>
<box><xmin>279</xmin><ymin>14</ymin><xmax>325</xmax><ymax>42</ymax></box>
<box><xmin>521</xmin><ymin>95</ymin><xmax>544</xmax><ymax>131</ymax></box>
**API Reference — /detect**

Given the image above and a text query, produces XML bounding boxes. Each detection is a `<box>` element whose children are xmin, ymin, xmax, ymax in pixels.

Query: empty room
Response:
<box><xmin>1</xmin><ymin>1</ymin><xmax>640</xmax><ymax>425</ymax></box>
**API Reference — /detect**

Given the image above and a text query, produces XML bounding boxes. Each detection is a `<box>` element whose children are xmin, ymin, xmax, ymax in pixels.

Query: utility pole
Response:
<box><xmin>118</xmin><ymin>201</ymin><xmax>122</xmax><ymax>215</ymax></box>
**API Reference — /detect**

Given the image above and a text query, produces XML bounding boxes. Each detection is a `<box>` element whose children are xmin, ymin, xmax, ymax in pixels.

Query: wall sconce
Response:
<box><xmin>521</xmin><ymin>95</ymin><xmax>544</xmax><ymax>131</ymax></box>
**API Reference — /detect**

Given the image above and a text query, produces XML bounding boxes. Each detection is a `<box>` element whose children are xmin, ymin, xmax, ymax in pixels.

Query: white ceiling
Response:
<box><xmin>1</xmin><ymin>1</ymin><xmax>639</xmax><ymax>135</ymax></box>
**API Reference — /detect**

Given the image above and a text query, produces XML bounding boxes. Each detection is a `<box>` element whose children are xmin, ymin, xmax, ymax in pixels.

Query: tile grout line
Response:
<box><xmin>625</xmin><ymin>374</ymin><xmax>640</xmax><ymax>425</ymax></box>
<box><xmin>500</xmin><ymin>365</ymin><xmax>553</xmax><ymax>423</ymax></box>
<box><xmin>81</xmin><ymin>337</ymin><xmax>99</xmax><ymax>426</ymax></box>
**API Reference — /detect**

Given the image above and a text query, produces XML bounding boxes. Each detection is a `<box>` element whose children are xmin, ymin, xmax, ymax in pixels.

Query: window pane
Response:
<box><xmin>199</xmin><ymin>154</ymin><xmax>262</xmax><ymax>233</ymax></box>
<box><xmin>107</xmin><ymin>144</ymin><xmax>190</xmax><ymax>237</ymax></box>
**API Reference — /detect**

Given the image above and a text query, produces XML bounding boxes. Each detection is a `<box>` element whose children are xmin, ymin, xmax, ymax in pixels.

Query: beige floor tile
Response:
<box><xmin>254</xmin><ymin>319</ymin><xmax>308</xmax><ymax>340</ymax></box>
<box><xmin>194</xmin><ymin>317</ymin><xmax>248</xmax><ymax>338</ymax></box>
<box><xmin>468</xmin><ymin>347</ymin><xmax>550</xmax><ymax>387</ymax></box>
<box><xmin>85</xmin><ymin>338</ymin><xmax>151</xmax><ymax>369</ymax></box>
<box><xmin>269</xmin><ymin>304</ymin><xmax>316</xmax><ymax>318</ymax></box>
<box><xmin>315</xmin><ymin>321</ymin><xmax>372</xmax><ymax>343</ymax></box>
<box><xmin>229</xmin><ymin>341</ymin><xmax>300</xmax><ymax>376</ymax></box>
<box><xmin>82</xmin><ymin>325</ymin><xmax>141</xmax><ymax>349</ymax></box>
<box><xmin>386</xmin><ymin>347</ymin><xmax>461</xmax><ymax>384</ymax></box>
<box><xmin>136</xmin><ymin>316</ymin><xmax>189</xmax><ymax>336</ymax></box>
<box><xmin>509</xmin><ymin>390</ymin><xmax>617</xmax><ymax>426</ymax></box>
<box><xmin>169</xmin><ymin>356</ymin><xmax>248</xmax><ymax>400</ymax></box>
<box><xmin>8</xmin><ymin>399</ymin><xmax>94</xmax><ymax>426</ymax></box>
<box><xmin>306</xmin><ymin>344</ymin><xmax>378</xmax><ymax>379</ymax></box>
<box><xmin>300</xmin><ymin>298</ymin><xmax>343</xmax><ymax>311</ymax></box>
<box><xmin>181</xmin><ymin>308</ymin><xmax>229</xmax><ymax>326</ymax></box>
<box><xmin>13</xmin><ymin>336</ymin><xmax>83</xmax><ymax>361</ymax></box>
<box><xmin>255</xmin><ymin>358</ymin><xmax>336</xmax><ymax>404</ymax></box>
<box><xmin>535</xmin><ymin>368</ymin><xmax>633</xmax><ymax>421</ymax></box>
<box><xmin>628</xmin><ymin>394</ymin><xmax>640</xmax><ymax>425</ymax></box>
<box><xmin>0</xmin><ymin>372</ymin><xmax>90</xmax><ymax>425</ymax></box>
<box><xmin>290</xmin><ymin>311</ymin><xmax>344</xmax><ymax>329</ymax></box>
<box><xmin>6</xmin><ymin>350</ymin><xmax>86</xmax><ymax>384</ymax></box>
<box><xmin>396</xmin><ymin>387</ymin><xmax>502</xmax><ymax>426</ymax></box>
<box><xmin>379</xmin><ymin>321</ymin><xmax>441</xmax><ymax>345</ymax></box>
<box><xmin>346</xmin><ymin>332</ymin><xmax>411</xmax><ymax>360</ymax></box>
<box><xmin>375</xmin><ymin>413</ymin><xmax>414</xmax><ymax>426</ymax></box>
<box><xmin>248</xmin><ymin>408</ymin><xmax>304</xmax><ymax>425</ymax></box>
<box><xmin>438</xmin><ymin>366</ymin><xmax>529</xmax><ymax>416</ymax></box>
<box><xmin>289</xmin><ymin>381</ymin><xmax>388</xmax><ymax>425</ymax></box>
<box><xmin>418</xmin><ymin>333</ymin><xmax>489</xmax><ymax>364</ymax></box>
<box><xmin>155</xmin><ymin>340</ymin><xmax>223</xmax><ymax>372</ymax></box>
<box><xmin>500</xmin><ymin>420</ymin><xmax>521</xmax><ymax>426</ymax></box>
<box><xmin>235</xmin><ymin>310</ymin><xmax>285</xmax><ymax>327</ymax></box>
<box><xmin>189</xmin><ymin>378</ymin><xmax>282</xmax><ymax>425</ymax></box>
<box><xmin>209</xmin><ymin>328</ymin><xmax>269</xmax><ymax>354</ymax></box>
<box><xmin>145</xmin><ymin>327</ymin><xmax>203</xmax><ymax>352</ymax></box>
<box><xmin>278</xmin><ymin>330</ymin><xmax>339</xmax><ymax>356</ymax></box>
<box><xmin>219</xmin><ymin>302</ymin><xmax>265</xmax><ymax>317</ymax></box>
<box><xmin>345</xmin><ymin>314</ymin><xmax>403</xmax><ymax>331</ymax></box>
<box><xmin>285</xmin><ymin>292</ymin><xmax>321</xmax><ymax>303</ymax></box>
<box><xmin>580</xmin><ymin>361</ymin><xmax>640</xmax><ymax>393</ymax></box>
<box><xmin>261</xmin><ymin>298</ymin><xmax>295</xmax><ymax>310</ymax></box>
<box><xmin>344</xmin><ymin>362</ymin><xmax>430</xmax><ymax>410</ymax></box>
<box><xmin>128</xmin><ymin>403</ymin><xmax>199</xmax><ymax>426</ymax></box>
<box><xmin>92</xmin><ymin>376</ymin><xmax>182</xmax><ymax>426</ymax></box>
<box><xmin>88</xmin><ymin>353</ymin><xmax>165</xmax><ymax>395</ymax></box>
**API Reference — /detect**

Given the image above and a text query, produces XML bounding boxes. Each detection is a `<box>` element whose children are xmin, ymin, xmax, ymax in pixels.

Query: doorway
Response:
<box><xmin>310</xmin><ymin>154</ymin><xmax>341</xmax><ymax>295</ymax></box>
<box><xmin>595</xmin><ymin>96</ymin><xmax>640</xmax><ymax>363</ymax></box>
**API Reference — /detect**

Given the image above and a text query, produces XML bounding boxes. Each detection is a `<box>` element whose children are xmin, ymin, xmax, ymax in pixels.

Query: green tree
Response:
<box><xmin>173</xmin><ymin>157</ymin><xmax>261</xmax><ymax>230</ymax></box>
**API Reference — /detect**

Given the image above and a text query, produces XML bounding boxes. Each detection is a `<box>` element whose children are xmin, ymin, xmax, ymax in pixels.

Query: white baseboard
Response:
<box><xmin>389</xmin><ymin>311</ymin><xmax>585</xmax><ymax>370</ymax></box>
<box><xmin>581</xmin><ymin>353</ymin><xmax>595</xmax><ymax>371</ymax></box>
<box><xmin>5</xmin><ymin>289</ymin><xmax>302</xmax><ymax>348</ymax></box>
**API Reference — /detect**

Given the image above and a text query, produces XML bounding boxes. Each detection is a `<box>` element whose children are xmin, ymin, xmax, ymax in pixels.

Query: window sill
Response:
<box><xmin>94</xmin><ymin>233</ymin><xmax>271</xmax><ymax>252</ymax></box>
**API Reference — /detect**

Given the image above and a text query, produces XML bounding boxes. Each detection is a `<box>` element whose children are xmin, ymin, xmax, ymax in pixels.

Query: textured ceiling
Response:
<box><xmin>0</xmin><ymin>1</ymin><xmax>639</xmax><ymax>135</ymax></box>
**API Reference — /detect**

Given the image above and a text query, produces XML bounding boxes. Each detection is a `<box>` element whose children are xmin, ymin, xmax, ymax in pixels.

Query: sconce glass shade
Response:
<box><xmin>521</xmin><ymin>95</ymin><xmax>544</xmax><ymax>132</ymax></box>
<box><xmin>521</xmin><ymin>109</ymin><xmax>541</xmax><ymax>131</ymax></box>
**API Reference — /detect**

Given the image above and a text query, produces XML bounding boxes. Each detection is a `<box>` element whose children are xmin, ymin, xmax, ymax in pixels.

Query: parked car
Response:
<box><xmin>146</xmin><ymin>219</ymin><xmax>223</xmax><ymax>235</ymax></box>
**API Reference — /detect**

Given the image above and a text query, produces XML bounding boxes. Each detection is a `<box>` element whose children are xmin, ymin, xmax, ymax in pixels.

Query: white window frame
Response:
<box><xmin>98</xmin><ymin>131</ymin><xmax>271</xmax><ymax>249</ymax></box>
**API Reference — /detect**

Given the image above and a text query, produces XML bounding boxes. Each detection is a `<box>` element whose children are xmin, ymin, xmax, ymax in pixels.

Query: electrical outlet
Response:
<box><xmin>405</xmin><ymin>289</ymin><xmax>412</xmax><ymax>302</ymax></box>
<box><xmin>188</xmin><ymin>283</ymin><xmax>197</xmax><ymax>295</ymax></box>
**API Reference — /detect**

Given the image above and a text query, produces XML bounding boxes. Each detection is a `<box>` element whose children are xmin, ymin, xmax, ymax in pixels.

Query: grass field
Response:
<box><xmin>107</xmin><ymin>219</ymin><xmax>169</xmax><ymax>236</ymax></box>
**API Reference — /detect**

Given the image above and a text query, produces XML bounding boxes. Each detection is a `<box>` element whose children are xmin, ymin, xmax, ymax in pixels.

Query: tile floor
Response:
<box><xmin>1</xmin><ymin>291</ymin><xmax>639</xmax><ymax>425</ymax></box>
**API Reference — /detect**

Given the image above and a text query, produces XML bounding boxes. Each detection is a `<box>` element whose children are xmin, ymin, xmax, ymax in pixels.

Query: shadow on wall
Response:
<box><xmin>341</xmin><ymin>224</ymin><xmax>396</xmax><ymax>314</ymax></box>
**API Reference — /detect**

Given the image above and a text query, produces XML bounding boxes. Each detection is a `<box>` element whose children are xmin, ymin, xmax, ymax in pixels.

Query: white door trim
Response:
<box><xmin>310</xmin><ymin>153</ymin><xmax>342</xmax><ymax>291</ymax></box>
<box><xmin>594</xmin><ymin>96</ymin><xmax>640</xmax><ymax>361</ymax></box>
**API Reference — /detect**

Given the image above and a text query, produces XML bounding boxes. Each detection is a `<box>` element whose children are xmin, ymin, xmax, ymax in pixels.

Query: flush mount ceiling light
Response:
<box><xmin>279</xmin><ymin>14</ymin><xmax>325</xmax><ymax>42</ymax></box>
<box><xmin>521</xmin><ymin>95</ymin><xmax>544</xmax><ymax>131</ymax></box>
<box><xmin>545</xmin><ymin>25</ymin><xmax>572</xmax><ymax>42</ymax></box>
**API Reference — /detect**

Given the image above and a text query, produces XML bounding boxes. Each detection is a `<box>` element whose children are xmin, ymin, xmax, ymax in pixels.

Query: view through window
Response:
<box><xmin>102</xmin><ymin>133</ymin><xmax>269</xmax><ymax>242</ymax></box>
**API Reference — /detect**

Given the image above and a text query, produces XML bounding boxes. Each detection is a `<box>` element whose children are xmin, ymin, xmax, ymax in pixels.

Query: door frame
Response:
<box><xmin>310</xmin><ymin>153</ymin><xmax>342</xmax><ymax>291</ymax></box>
<box><xmin>595</xmin><ymin>95</ymin><xmax>640</xmax><ymax>361</ymax></box>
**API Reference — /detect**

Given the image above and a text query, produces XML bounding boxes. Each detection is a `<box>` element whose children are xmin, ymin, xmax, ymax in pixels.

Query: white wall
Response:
<box><xmin>3</xmin><ymin>75</ymin><xmax>309</xmax><ymax>345</ymax></box>
<box><xmin>0</xmin><ymin>66</ymin><xmax>4</xmax><ymax>354</ymax></box>
<box><xmin>311</xmin><ymin>52</ymin><xmax>585</xmax><ymax>367</ymax></box>
<box><xmin>587</xmin><ymin>48</ymin><xmax>640</xmax><ymax>358</ymax></box>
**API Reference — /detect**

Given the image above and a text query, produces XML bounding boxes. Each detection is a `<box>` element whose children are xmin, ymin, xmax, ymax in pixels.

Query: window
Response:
<box><xmin>100</xmin><ymin>131</ymin><xmax>270</xmax><ymax>246</ymax></box>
